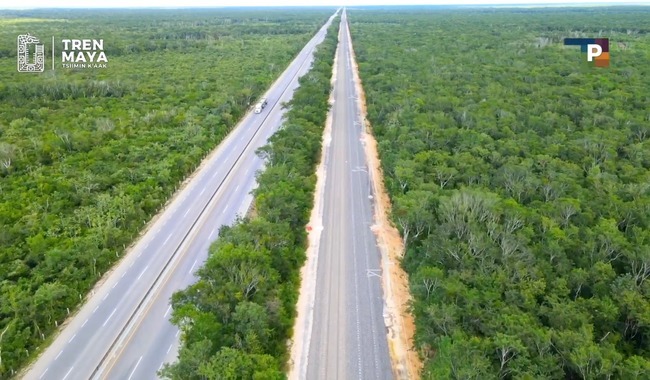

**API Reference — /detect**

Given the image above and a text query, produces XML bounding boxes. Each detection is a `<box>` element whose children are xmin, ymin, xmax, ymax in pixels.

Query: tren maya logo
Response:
<box><xmin>564</xmin><ymin>38</ymin><xmax>609</xmax><ymax>67</ymax></box>
<box><xmin>17</xmin><ymin>33</ymin><xmax>108</xmax><ymax>73</ymax></box>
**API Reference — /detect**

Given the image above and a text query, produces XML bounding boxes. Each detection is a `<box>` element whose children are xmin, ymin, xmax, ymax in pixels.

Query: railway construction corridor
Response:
<box><xmin>304</xmin><ymin>10</ymin><xmax>393</xmax><ymax>380</ymax></box>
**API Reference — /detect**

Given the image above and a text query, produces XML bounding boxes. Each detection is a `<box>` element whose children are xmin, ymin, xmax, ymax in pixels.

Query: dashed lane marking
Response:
<box><xmin>103</xmin><ymin>308</ymin><xmax>117</xmax><ymax>327</ymax></box>
<box><xmin>137</xmin><ymin>265</ymin><xmax>149</xmax><ymax>281</ymax></box>
<box><xmin>127</xmin><ymin>356</ymin><xmax>143</xmax><ymax>380</ymax></box>
<box><xmin>62</xmin><ymin>366</ymin><xmax>73</xmax><ymax>380</ymax></box>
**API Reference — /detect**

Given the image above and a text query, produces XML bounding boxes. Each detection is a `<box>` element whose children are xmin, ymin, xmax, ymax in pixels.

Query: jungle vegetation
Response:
<box><xmin>349</xmin><ymin>7</ymin><xmax>650</xmax><ymax>379</ymax></box>
<box><xmin>0</xmin><ymin>8</ymin><xmax>331</xmax><ymax>377</ymax></box>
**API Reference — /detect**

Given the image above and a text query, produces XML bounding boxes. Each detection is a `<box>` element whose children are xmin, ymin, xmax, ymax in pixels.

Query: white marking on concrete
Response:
<box><xmin>164</xmin><ymin>305</ymin><xmax>172</xmax><ymax>318</ymax></box>
<box><xmin>93</xmin><ymin>305</ymin><xmax>99</xmax><ymax>314</ymax></box>
<box><xmin>189</xmin><ymin>259</ymin><xmax>198</xmax><ymax>274</ymax></box>
<box><xmin>62</xmin><ymin>366</ymin><xmax>73</xmax><ymax>380</ymax></box>
<box><xmin>167</xmin><ymin>344</ymin><xmax>173</xmax><ymax>354</ymax></box>
<box><xmin>68</xmin><ymin>334</ymin><xmax>76</xmax><ymax>343</ymax></box>
<box><xmin>103</xmin><ymin>308</ymin><xmax>117</xmax><ymax>327</ymax></box>
<box><xmin>81</xmin><ymin>318</ymin><xmax>88</xmax><ymax>328</ymax></box>
<box><xmin>137</xmin><ymin>265</ymin><xmax>149</xmax><ymax>281</ymax></box>
<box><xmin>39</xmin><ymin>369</ymin><xmax>48</xmax><ymax>379</ymax></box>
<box><xmin>163</xmin><ymin>235</ymin><xmax>172</xmax><ymax>245</ymax></box>
<box><xmin>127</xmin><ymin>356</ymin><xmax>143</xmax><ymax>380</ymax></box>
<box><xmin>55</xmin><ymin>350</ymin><xmax>63</xmax><ymax>360</ymax></box>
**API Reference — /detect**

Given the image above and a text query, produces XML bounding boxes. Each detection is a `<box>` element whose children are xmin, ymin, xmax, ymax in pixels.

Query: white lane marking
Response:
<box><xmin>189</xmin><ymin>259</ymin><xmax>198</xmax><ymax>274</ymax></box>
<box><xmin>103</xmin><ymin>308</ymin><xmax>117</xmax><ymax>327</ymax></box>
<box><xmin>112</xmin><ymin>282</ymin><xmax>118</xmax><ymax>289</ymax></box>
<box><xmin>137</xmin><ymin>265</ymin><xmax>149</xmax><ymax>281</ymax></box>
<box><xmin>221</xmin><ymin>206</ymin><xmax>228</xmax><ymax>215</ymax></box>
<box><xmin>55</xmin><ymin>350</ymin><xmax>63</xmax><ymax>360</ymax></box>
<box><xmin>199</xmin><ymin>187</ymin><xmax>206</xmax><ymax>196</ymax></box>
<box><xmin>209</xmin><ymin>228</ymin><xmax>217</xmax><ymax>240</ymax></box>
<box><xmin>102</xmin><ymin>292</ymin><xmax>110</xmax><ymax>301</ymax></box>
<box><xmin>39</xmin><ymin>369</ymin><xmax>48</xmax><ymax>379</ymax></box>
<box><xmin>211</xmin><ymin>171</ymin><xmax>219</xmax><ymax>179</ymax></box>
<box><xmin>127</xmin><ymin>356</ymin><xmax>143</xmax><ymax>380</ymax></box>
<box><xmin>234</xmin><ymin>184</ymin><xmax>240</xmax><ymax>192</ymax></box>
<box><xmin>93</xmin><ymin>305</ymin><xmax>99</xmax><ymax>314</ymax></box>
<box><xmin>244</xmin><ymin>167</ymin><xmax>250</xmax><ymax>176</ymax></box>
<box><xmin>163</xmin><ymin>235</ymin><xmax>172</xmax><ymax>245</ymax></box>
<box><xmin>143</xmin><ymin>242</ymin><xmax>149</xmax><ymax>250</ymax></box>
<box><xmin>183</xmin><ymin>208</ymin><xmax>190</xmax><ymax>217</ymax></box>
<box><xmin>81</xmin><ymin>318</ymin><xmax>88</xmax><ymax>328</ymax></box>
<box><xmin>121</xmin><ymin>272</ymin><xmax>126</xmax><ymax>279</ymax></box>
<box><xmin>158</xmin><ymin>362</ymin><xmax>164</xmax><ymax>371</ymax></box>
<box><xmin>130</xmin><ymin>260</ymin><xmax>135</xmax><ymax>268</ymax></box>
<box><xmin>68</xmin><ymin>334</ymin><xmax>76</xmax><ymax>343</ymax></box>
<box><xmin>175</xmin><ymin>330</ymin><xmax>180</xmax><ymax>337</ymax></box>
<box><xmin>62</xmin><ymin>366</ymin><xmax>73</xmax><ymax>380</ymax></box>
<box><xmin>164</xmin><ymin>305</ymin><xmax>172</xmax><ymax>318</ymax></box>
<box><xmin>167</xmin><ymin>344</ymin><xmax>173</xmax><ymax>354</ymax></box>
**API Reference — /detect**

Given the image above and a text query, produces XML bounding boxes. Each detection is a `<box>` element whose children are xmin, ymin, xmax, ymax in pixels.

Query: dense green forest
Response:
<box><xmin>350</xmin><ymin>7</ymin><xmax>650</xmax><ymax>379</ymax></box>
<box><xmin>0</xmin><ymin>9</ymin><xmax>331</xmax><ymax>376</ymax></box>
<box><xmin>159</xmin><ymin>15</ymin><xmax>338</xmax><ymax>380</ymax></box>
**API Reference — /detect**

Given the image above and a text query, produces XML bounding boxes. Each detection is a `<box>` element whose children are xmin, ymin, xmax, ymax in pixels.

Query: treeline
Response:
<box><xmin>350</xmin><ymin>7</ymin><xmax>650</xmax><ymax>379</ymax></box>
<box><xmin>0</xmin><ymin>8</ymin><xmax>329</xmax><ymax>57</ymax></box>
<box><xmin>159</xmin><ymin>16</ymin><xmax>339</xmax><ymax>380</ymax></box>
<box><xmin>0</xmin><ymin>10</ymin><xmax>332</xmax><ymax>377</ymax></box>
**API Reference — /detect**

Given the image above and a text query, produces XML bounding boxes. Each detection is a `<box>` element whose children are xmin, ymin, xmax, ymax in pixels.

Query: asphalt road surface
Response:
<box><xmin>305</xmin><ymin>11</ymin><xmax>393</xmax><ymax>380</ymax></box>
<box><xmin>22</xmin><ymin>11</ymin><xmax>338</xmax><ymax>380</ymax></box>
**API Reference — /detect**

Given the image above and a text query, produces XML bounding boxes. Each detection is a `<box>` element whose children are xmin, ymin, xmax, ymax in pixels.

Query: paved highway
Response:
<box><xmin>305</xmin><ymin>11</ymin><xmax>393</xmax><ymax>380</ymax></box>
<box><xmin>22</xmin><ymin>10</ymin><xmax>338</xmax><ymax>380</ymax></box>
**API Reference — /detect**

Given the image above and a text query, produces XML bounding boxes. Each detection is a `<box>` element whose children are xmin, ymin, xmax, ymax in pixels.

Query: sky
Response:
<box><xmin>0</xmin><ymin>0</ymin><xmax>648</xmax><ymax>9</ymax></box>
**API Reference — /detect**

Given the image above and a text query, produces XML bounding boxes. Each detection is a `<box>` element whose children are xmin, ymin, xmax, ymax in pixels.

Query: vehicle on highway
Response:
<box><xmin>254</xmin><ymin>97</ymin><xmax>268</xmax><ymax>113</ymax></box>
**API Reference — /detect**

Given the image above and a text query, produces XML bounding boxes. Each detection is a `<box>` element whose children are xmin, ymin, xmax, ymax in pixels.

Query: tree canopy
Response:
<box><xmin>350</xmin><ymin>6</ymin><xmax>650</xmax><ymax>379</ymax></box>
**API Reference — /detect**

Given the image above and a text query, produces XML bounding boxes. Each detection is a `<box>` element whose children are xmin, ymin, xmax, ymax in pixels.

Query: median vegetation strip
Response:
<box><xmin>159</xmin><ymin>15</ymin><xmax>339</xmax><ymax>379</ymax></box>
<box><xmin>0</xmin><ymin>9</ymin><xmax>330</xmax><ymax>377</ymax></box>
<box><xmin>350</xmin><ymin>7</ymin><xmax>650</xmax><ymax>379</ymax></box>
